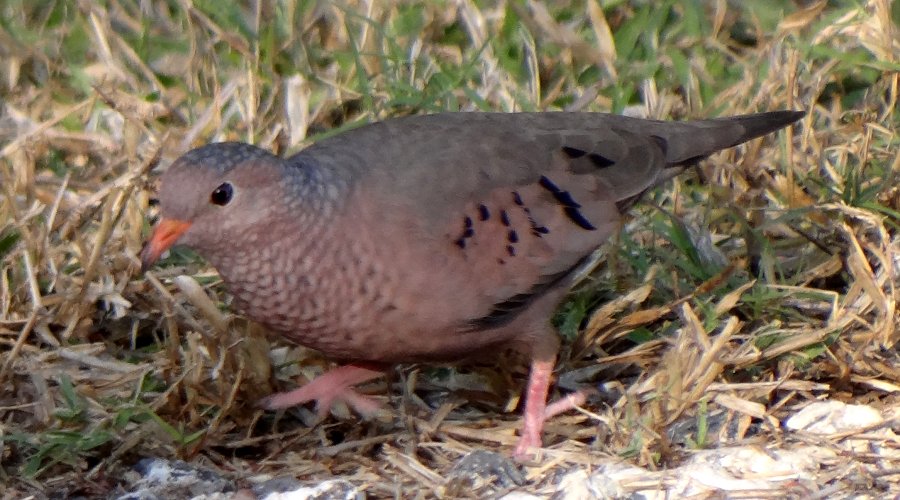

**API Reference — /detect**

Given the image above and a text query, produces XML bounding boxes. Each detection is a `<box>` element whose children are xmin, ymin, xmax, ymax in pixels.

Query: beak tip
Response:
<box><xmin>139</xmin><ymin>218</ymin><xmax>191</xmax><ymax>274</ymax></box>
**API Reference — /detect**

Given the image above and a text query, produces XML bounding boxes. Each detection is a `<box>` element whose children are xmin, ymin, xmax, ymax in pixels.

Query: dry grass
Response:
<box><xmin>1</xmin><ymin>0</ymin><xmax>898</xmax><ymax>498</ymax></box>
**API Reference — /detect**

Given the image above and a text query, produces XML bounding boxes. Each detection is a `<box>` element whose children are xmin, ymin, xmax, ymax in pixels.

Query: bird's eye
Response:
<box><xmin>210</xmin><ymin>182</ymin><xmax>234</xmax><ymax>206</ymax></box>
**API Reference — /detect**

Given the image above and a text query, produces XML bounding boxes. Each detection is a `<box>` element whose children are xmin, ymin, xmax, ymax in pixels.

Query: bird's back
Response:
<box><xmin>262</xmin><ymin>111</ymin><xmax>800</xmax><ymax>362</ymax></box>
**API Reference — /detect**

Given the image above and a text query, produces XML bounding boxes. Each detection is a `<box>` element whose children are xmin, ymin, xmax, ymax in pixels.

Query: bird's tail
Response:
<box><xmin>659</xmin><ymin>110</ymin><xmax>805</xmax><ymax>166</ymax></box>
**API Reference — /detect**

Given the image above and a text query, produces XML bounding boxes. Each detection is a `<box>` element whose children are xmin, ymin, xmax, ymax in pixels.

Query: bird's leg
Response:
<box><xmin>513</xmin><ymin>332</ymin><xmax>598</xmax><ymax>460</ymax></box>
<box><xmin>514</xmin><ymin>357</ymin><xmax>554</xmax><ymax>459</ymax></box>
<box><xmin>513</xmin><ymin>333</ymin><xmax>560</xmax><ymax>460</ymax></box>
<box><xmin>259</xmin><ymin>362</ymin><xmax>386</xmax><ymax>417</ymax></box>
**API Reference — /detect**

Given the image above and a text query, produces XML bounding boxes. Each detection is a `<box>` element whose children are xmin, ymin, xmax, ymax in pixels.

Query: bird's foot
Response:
<box><xmin>513</xmin><ymin>357</ymin><xmax>596</xmax><ymax>461</ymax></box>
<box><xmin>544</xmin><ymin>389</ymin><xmax>592</xmax><ymax>419</ymax></box>
<box><xmin>258</xmin><ymin>363</ymin><xmax>386</xmax><ymax>418</ymax></box>
<box><xmin>513</xmin><ymin>388</ymin><xmax>593</xmax><ymax>460</ymax></box>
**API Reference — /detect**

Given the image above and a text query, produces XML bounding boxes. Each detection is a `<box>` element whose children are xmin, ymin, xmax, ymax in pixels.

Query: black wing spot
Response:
<box><xmin>538</xmin><ymin>175</ymin><xmax>560</xmax><ymax>193</ymax></box>
<box><xmin>564</xmin><ymin>207</ymin><xmax>597</xmax><ymax>230</ymax></box>
<box><xmin>518</xmin><ymin>205</ymin><xmax>548</xmax><ymax>238</ymax></box>
<box><xmin>538</xmin><ymin>175</ymin><xmax>597</xmax><ymax>231</ymax></box>
<box><xmin>588</xmin><ymin>152</ymin><xmax>615</xmax><ymax>169</ymax></box>
<box><xmin>553</xmin><ymin>190</ymin><xmax>582</xmax><ymax>208</ymax></box>
<box><xmin>500</xmin><ymin>210</ymin><xmax>511</xmax><ymax>226</ymax></box>
<box><xmin>454</xmin><ymin>215</ymin><xmax>475</xmax><ymax>249</ymax></box>
<box><xmin>506</xmin><ymin>245</ymin><xmax>516</xmax><ymax>257</ymax></box>
<box><xmin>562</xmin><ymin>146</ymin><xmax>587</xmax><ymax>158</ymax></box>
<box><xmin>507</xmin><ymin>230</ymin><xmax>519</xmax><ymax>243</ymax></box>
<box><xmin>478</xmin><ymin>204</ymin><xmax>490</xmax><ymax>221</ymax></box>
<box><xmin>512</xmin><ymin>191</ymin><xmax>524</xmax><ymax>206</ymax></box>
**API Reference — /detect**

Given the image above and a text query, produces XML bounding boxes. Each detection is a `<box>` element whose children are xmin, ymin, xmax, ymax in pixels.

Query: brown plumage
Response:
<box><xmin>141</xmin><ymin>110</ymin><xmax>803</xmax><ymax>458</ymax></box>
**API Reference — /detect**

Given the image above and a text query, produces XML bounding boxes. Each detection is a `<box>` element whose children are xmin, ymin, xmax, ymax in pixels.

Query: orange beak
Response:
<box><xmin>140</xmin><ymin>218</ymin><xmax>192</xmax><ymax>272</ymax></box>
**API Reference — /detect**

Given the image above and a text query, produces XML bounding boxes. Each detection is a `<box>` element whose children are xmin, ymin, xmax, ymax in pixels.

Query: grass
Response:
<box><xmin>1</xmin><ymin>0</ymin><xmax>899</xmax><ymax>497</ymax></box>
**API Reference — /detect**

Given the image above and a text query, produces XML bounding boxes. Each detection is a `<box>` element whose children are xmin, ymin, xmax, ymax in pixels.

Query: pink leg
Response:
<box><xmin>513</xmin><ymin>331</ymin><xmax>595</xmax><ymax>460</ymax></box>
<box><xmin>258</xmin><ymin>363</ymin><xmax>386</xmax><ymax>417</ymax></box>
<box><xmin>514</xmin><ymin>357</ymin><xmax>555</xmax><ymax>460</ymax></box>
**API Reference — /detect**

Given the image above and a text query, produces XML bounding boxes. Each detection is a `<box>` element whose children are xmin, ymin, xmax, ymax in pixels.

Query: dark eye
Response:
<box><xmin>210</xmin><ymin>182</ymin><xmax>233</xmax><ymax>206</ymax></box>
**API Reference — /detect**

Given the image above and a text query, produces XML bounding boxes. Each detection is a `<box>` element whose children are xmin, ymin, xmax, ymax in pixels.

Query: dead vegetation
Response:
<box><xmin>1</xmin><ymin>0</ymin><xmax>898</xmax><ymax>498</ymax></box>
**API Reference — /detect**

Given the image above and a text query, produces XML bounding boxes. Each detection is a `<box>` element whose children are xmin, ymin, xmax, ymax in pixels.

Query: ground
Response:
<box><xmin>1</xmin><ymin>1</ymin><xmax>899</xmax><ymax>498</ymax></box>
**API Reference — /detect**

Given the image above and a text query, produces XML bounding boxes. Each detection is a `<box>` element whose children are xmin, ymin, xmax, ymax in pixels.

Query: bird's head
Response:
<box><xmin>140</xmin><ymin>142</ymin><xmax>286</xmax><ymax>272</ymax></box>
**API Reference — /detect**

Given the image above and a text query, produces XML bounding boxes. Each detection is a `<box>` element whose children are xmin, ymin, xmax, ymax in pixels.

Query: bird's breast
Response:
<box><xmin>207</xmin><ymin>225</ymin><xmax>415</xmax><ymax>359</ymax></box>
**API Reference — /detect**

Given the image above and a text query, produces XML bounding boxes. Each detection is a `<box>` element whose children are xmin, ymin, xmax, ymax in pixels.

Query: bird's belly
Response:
<box><xmin>220</xmin><ymin>274</ymin><xmax>492</xmax><ymax>363</ymax></box>
<box><xmin>213</xmin><ymin>219</ymin><xmax>517</xmax><ymax>364</ymax></box>
<box><xmin>256</xmin><ymin>311</ymin><xmax>514</xmax><ymax>364</ymax></box>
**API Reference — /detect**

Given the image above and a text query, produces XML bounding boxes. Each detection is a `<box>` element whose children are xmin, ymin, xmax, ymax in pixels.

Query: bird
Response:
<box><xmin>140</xmin><ymin>110</ymin><xmax>804</xmax><ymax>459</ymax></box>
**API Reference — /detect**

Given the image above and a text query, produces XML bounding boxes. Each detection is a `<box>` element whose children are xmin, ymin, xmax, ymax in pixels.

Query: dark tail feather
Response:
<box><xmin>662</xmin><ymin>110</ymin><xmax>805</xmax><ymax>165</ymax></box>
<box><xmin>716</xmin><ymin>110</ymin><xmax>806</xmax><ymax>149</ymax></box>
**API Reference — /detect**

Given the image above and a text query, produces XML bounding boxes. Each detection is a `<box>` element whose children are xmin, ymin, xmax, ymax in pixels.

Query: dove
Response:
<box><xmin>141</xmin><ymin>110</ymin><xmax>803</xmax><ymax>458</ymax></box>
